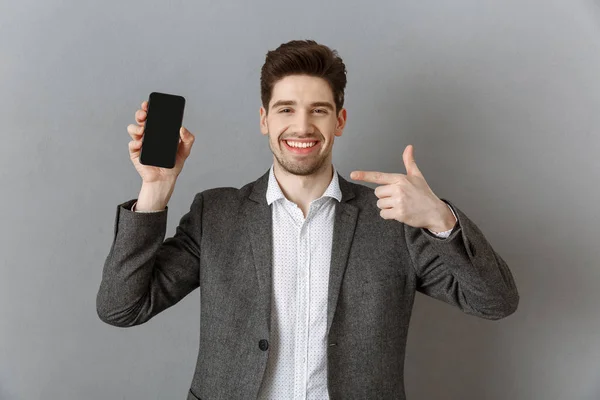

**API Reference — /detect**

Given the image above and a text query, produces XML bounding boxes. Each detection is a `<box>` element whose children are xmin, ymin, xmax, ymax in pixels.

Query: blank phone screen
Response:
<box><xmin>139</xmin><ymin>92</ymin><xmax>186</xmax><ymax>169</ymax></box>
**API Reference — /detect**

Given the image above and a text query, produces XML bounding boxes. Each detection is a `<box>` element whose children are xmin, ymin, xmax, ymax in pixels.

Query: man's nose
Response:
<box><xmin>294</xmin><ymin>112</ymin><xmax>315</xmax><ymax>135</ymax></box>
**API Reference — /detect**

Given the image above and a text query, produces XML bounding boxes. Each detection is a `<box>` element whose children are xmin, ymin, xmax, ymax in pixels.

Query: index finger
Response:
<box><xmin>350</xmin><ymin>171</ymin><xmax>404</xmax><ymax>184</ymax></box>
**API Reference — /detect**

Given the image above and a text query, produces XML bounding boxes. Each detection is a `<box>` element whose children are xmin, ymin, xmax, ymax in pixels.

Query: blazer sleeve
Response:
<box><xmin>96</xmin><ymin>193</ymin><xmax>203</xmax><ymax>327</ymax></box>
<box><xmin>403</xmin><ymin>198</ymin><xmax>519</xmax><ymax>320</ymax></box>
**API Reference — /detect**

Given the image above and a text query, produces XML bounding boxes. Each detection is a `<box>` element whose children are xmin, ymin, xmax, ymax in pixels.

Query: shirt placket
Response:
<box><xmin>294</xmin><ymin>210</ymin><xmax>311</xmax><ymax>400</ymax></box>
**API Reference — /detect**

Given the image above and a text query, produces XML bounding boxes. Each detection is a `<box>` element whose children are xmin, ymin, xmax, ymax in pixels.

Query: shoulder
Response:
<box><xmin>188</xmin><ymin>175</ymin><xmax>264</xmax><ymax>212</ymax></box>
<box><xmin>192</xmin><ymin>184</ymin><xmax>251</xmax><ymax>209</ymax></box>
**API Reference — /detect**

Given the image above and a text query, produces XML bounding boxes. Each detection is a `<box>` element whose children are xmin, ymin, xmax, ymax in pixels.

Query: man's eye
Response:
<box><xmin>314</xmin><ymin>109</ymin><xmax>327</xmax><ymax>114</ymax></box>
<box><xmin>279</xmin><ymin>108</ymin><xmax>292</xmax><ymax>113</ymax></box>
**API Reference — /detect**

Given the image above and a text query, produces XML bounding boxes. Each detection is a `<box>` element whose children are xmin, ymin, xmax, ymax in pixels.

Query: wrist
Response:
<box><xmin>136</xmin><ymin>180</ymin><xmax>176</xmax><ymax>211</ymax></box>
<box><xmin>427</xmin><ymin>200</ymin><xmax>456</xmax><ymax>233</ymax></box>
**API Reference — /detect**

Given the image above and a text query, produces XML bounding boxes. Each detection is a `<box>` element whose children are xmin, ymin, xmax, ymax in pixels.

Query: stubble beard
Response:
<box><xmin>269</xmin><ymin>136</ymin><xmax>330</xmax><ymax>177</ymax></box>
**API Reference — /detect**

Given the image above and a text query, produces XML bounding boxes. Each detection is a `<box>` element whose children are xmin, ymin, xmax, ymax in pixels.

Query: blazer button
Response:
<box><xmin>259</xmin><ymin>339</ymin><xmax>269</xmax><ymax>351</ymax></box>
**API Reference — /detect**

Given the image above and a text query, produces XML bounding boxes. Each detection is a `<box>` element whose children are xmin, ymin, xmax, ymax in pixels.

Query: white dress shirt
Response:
<box><xmin>132</xmin><ymin>165</ymin><xmax>456</xmax><ymax>399</ymax></box>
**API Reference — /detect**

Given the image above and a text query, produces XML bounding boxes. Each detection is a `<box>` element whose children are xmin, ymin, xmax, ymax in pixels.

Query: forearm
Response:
<box><xmin>407</xmin><ymin>199</ymin><xmax>519</xmax><ymax>320</ymax></box>
<box><xmin>96</xmin><ymin>200</ymin><xmax>170</xmax><ymax>326</ymax></box>
<box><xmin>97</xmin><ymin>194</ymin><xmax>203</xmax><ymax>327</ymax></box>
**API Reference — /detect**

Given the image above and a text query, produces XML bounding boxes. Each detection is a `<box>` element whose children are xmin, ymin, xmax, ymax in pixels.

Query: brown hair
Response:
<box><xmin>260</xmin><ymin>40</ymin><xmax>347</xmax><ymax>114</ymax></box>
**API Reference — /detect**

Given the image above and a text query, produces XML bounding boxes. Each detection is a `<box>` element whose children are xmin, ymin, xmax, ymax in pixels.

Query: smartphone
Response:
<box><xmin>139</xmin><ymin>92</ymin><xmax>186</xmax><ymax>169</ymax></box>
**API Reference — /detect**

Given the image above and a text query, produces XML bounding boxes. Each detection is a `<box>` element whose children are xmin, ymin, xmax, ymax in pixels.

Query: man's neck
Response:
<box><xmin>273</xmin><ymin>161</ymin><xmax>334</xmax><ymax>212</ymax></box>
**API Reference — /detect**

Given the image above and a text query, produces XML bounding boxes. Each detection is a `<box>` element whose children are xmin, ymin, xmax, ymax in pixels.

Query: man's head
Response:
<box><xmin>259</xmin><ymin>40</ymin><xmax>347</xmax><ymax>176</ymax></box>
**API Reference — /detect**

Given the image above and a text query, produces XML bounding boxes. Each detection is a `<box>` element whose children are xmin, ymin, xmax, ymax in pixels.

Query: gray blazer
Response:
<box><xmin>97</xmin><ymin>169</ymin><xmax>519</xmax><ymax>400</ymax></box>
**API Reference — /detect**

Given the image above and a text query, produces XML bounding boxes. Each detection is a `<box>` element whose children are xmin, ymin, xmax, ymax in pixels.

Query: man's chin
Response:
<box><xmin>278</xmin><ymin>159</ymin><xmax>327</xmax><ymax>177</ymax></box>
<box><xmin>287</xmin><ymin>168</ymin><xmax>318</xmax><ymax>177</ymax></box>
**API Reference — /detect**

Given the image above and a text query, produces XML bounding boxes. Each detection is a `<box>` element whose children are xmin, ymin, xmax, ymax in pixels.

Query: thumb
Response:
<box><xmin>177</xmin><ymin>126</ymin><xmax>195</xmax><ymax>157</ymax></box>
<box><xmin>180</xmin><ymin>126</ymin><xmax>195</xmax><ymax>143</ymax></box>
<box><xmin>403</xmin><ymin>145</ymin><xmax>423</xmax><ymax>177</ymax></box>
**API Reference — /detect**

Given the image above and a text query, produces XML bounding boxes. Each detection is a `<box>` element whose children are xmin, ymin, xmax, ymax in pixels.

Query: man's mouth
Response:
<box><xmin>282</xmin><ymin>139</ymin><xmax>321</xmax><ymax>154</ymax></box>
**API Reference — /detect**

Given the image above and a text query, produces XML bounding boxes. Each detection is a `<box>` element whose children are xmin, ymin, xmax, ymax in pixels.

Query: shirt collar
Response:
<box><xmin>266</xmin><ymin>164</ymin><xmax>342</xmax><ymax>205</ymax></box>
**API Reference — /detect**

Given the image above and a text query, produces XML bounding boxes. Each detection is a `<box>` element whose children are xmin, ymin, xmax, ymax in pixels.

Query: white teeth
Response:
<box><xmin>286</xmin><ymin>141</ymin><xmax>317</xmax><ymax>148</ymax></box>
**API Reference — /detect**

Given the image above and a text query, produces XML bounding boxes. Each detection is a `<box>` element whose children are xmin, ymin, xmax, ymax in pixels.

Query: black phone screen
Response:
<box><xmin>139</xmin><ymin>92</ymin><xmax>186</xmax><ymax>169</ymax></box>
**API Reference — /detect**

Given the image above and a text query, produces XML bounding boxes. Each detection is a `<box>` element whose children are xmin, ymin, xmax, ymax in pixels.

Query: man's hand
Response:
<box><xmin>350</xmin><ymin>145</ymin><xmax>456</xmax><ymax>232</ymax></box>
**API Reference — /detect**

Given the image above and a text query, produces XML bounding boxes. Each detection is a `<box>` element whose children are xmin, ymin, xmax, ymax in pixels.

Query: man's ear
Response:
<box><xmin>335</xmin><ymin>108</ymin><xmax>347</xmax><ymax>137</ymax></box>
<box><xmin>260</xmin><ymin>107</ymin><xmax>269</xmax><ymax>135</ymax></box>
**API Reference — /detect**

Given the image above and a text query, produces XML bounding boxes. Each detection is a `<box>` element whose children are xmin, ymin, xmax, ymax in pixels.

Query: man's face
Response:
<box><xmin>260</xmin><ymin>74</ymin><xmax>346</xmax><ymax>176</ymax></box>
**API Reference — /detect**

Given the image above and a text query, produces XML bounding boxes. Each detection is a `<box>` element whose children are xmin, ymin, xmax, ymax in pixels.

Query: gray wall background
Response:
<box><xmin>1</xmin><ymin>0</ymin><xmax>600</xmax><ymax>399</ymax></box>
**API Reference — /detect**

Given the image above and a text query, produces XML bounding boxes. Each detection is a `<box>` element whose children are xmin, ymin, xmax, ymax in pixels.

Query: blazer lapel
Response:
<box><xmin>246</xmin><ymin>169</ymin><xmax>274</xmax><ymax>332</ymax></box>
<box><xmin>327</xmin><ymin>175</ymin><xmax>358</xmax><ymax>334</ymax></box>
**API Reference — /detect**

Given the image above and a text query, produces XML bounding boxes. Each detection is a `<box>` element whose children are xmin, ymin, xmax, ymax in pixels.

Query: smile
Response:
<box><xmin>282</xmin><ymin>140</ymin><xmax>320</xmax><ymax>154</ymax></box>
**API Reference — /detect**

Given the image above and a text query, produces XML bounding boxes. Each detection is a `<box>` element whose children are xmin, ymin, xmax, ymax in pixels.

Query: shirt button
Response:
<box><xmin>258</xmin><ymin>339</ymin><xmax>269</xmax><ymax>351</ymax></box>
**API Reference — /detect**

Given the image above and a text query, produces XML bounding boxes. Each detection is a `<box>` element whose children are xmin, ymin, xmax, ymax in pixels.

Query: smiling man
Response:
<box><xmin>97</xmin><ymin>40</ymin><xmax>519</xmax><ymax>400</ymax></box>
<box><xmin>259</xmin><ymin>71</ymin><xmax>346</xmax><ymax>217</ymax></box>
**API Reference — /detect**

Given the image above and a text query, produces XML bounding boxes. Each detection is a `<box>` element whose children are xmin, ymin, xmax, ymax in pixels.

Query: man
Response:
<box><xmin>97</xmin><ymin>40</ymin><xmax>519</xmax><ymax>400</ymax></box>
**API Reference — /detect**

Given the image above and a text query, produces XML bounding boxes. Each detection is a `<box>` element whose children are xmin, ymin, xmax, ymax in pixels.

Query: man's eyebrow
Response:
<box><xmin>270</xmin><ymin>100</ymin><xmax>335</xmax><ymax>110</ymax></box>
<box><xmin>310</xmin><ymin>102</ymin><xmax>335</xmax><ymax>110</ymax></box>
<box><xmin>271</xmin><ymin>100</ymin><xmax>296</xmax><ymax>109</ymax></box>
